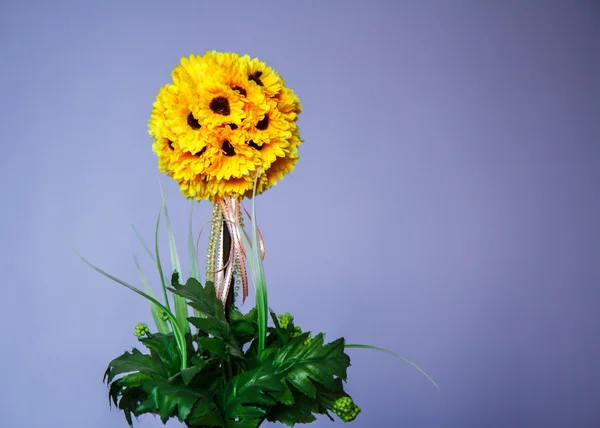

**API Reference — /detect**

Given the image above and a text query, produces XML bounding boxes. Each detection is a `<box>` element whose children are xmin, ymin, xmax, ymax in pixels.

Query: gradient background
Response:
<box><xmin>2</xmin><ymin>1</ymin><xmax>599</xmax><ymax>427</ymax></box>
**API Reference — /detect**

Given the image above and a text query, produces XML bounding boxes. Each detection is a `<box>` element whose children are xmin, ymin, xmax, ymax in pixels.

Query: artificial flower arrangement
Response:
<box><xmin>72</xmin><ymin>51</ymin><xmax>439</xmax><ymax>428</ymax></box>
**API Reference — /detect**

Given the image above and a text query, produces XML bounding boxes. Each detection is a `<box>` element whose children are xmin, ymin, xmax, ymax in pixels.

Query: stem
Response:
<box><xmin>223</xmin><ymin>218</ymin><xmax>235</xmax><ymax>321</ymax></box>
<box><xmin>227</xmin><ymin>359</ymin><xmax>233</xmax><ymax>382</ymax></box>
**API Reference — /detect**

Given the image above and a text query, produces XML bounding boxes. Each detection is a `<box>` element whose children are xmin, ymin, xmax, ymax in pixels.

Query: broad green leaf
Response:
<box><xmin>223</xmin><ymin>359</ymin><xmax>286</xmax><ymax>423</ymax></box>
<box><xmin>228</xmin><ymin>418</ymin><xmax>265</xmax><ymax>428</ymax></box>
<box><xmin>196</xmin><ymin>336</ymin><xmax>228</xmax><ymax>356</ymax></box>
<box><xmin>139</xmin><ymin>333</ymin><xmax>181</xmax><ymax>375</ymax></box>
<box><xmin>273</xmin><ymin>333</ymin><xmax>350</xmax><ymax>399</ymax></box>
<box><xmin>231</xmin><ymin>321</ymin><xmax>255</xmax><ymax>346</ymax></box>
<box><xmin>138</xmin><ymin>379</ymin><xmax>210</xmax><ymax>423</ymax></box>
<box><xmin>117</xmin><ymin>372</ymin><xmax>153</xmax><ymax>388</ymax></box>
<box><xmin>108</xmin><ymin>372</ymin><xmax>153</xmax><ymax>415</ymax></box>
<box><xmin>312</xmin><ymin>376</ymin><xmax>348</xmax><ymax>420</ymax></box>
<box><xmin>178</xmin><ymin>363</ymin><xmax>206</xmax><ymax>386</ymax></box>
<box><xmin>270</xmin><ymin>378</ymin><xmax>295</xmax><ymax>406</ymax></box>
<box><xmin>187</xmin><ymin>398</ymin><xmax>225</xmax><ymax>427</ymax></box>
<box><xmin>188</xmin><ymin>317</ymin><xmax>244</xmax><ymax>359</ymax></box>
<box><xmin>266</xmin><ymin>390</ymin><xmax>318</xmax><ymax>426</ymax></box>
<box><xmin>170</xmin><ymin>276</ymin><xmax>227</xmax><ymax>327</ymax></box>
<box><xmin>231</xmin><ymin>306</ymin><xmax>258</xmax><ymax>324</ymax></box>
<box><xmin>114</xmin><ymin>386</ymin><xmax>148</xmax><ymax>427</ymax></box>
<box><xmin>104</xmin><ymin>348</ymin><xmax>168</xmax><ymax>385</ymax></box>
<box><xmin>230</xmin><ymin>307</ymin><xmax>258</xmax><ymax>347</ymax></box>
<box><xmin>170</xmin><ymin>275</ymin><xmax>241</xmax><ymax>358</ymax></box>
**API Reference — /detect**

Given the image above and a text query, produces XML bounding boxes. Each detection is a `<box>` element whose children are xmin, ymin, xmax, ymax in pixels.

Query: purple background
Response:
<box><xmin>2</xmin><ymin>1</ymin><xmax>599</xmax><ymax>427</ymax></box>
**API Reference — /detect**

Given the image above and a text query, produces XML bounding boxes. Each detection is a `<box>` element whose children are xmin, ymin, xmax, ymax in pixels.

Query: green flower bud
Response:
<box><xmin>278</xmin><ymin>312</ymin><xmax>292</xmax><ymax>330</ymax></box>
<box><xmin>134</xmin><ymin>322</ymin><xmax>150</xmax><ymax>337</ymax></box>
<box><xmin>332</xmin><ymin>396</ymin><xmax>361</xmax><ymax>422</ymax></box>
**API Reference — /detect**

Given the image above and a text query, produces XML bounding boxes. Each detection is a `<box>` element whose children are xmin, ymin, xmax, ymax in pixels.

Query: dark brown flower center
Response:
<box><xmin>210</xmin><ymin>96</ymin><xmax>231</xmax><ymax>115</ymax></box>
<box><xmin>167</xmin><ymin>139</ymin><xmax>174</xmax><ymax>150</ymax></box>
<box><xmin>193</xmin><ymin>147</ymin><xmax>206</xmax><ymax>157</ymax></box>
<box><xmin>231</xmin><ymin>86</ymin><xmax>247</xmax><ymax>97</ymax></box>
<box><xmin>187</xmin><ymin>112</ymin><xmax>201</xmax><ymax>129</ymax></box>
<box><xmin>249</xmin><ymin>71</ymin><xmax>263</xmax><ymax>86</ymax></box>
<box><xmin>222</xmin><ymin>140</ymin><xmax>236</xmax><ymax>156</ymax></box>
<box><xmin>247</xmin><ymin>140</ymin><xmax>263</xmax><ymax>151</ymax></box>
<box><xmin>256</xmin><ymin>115</ymin><xmax>269</xmax><ymax>130</ymax></box>
<box><xmin>228</xmin><ymin>123</ymin><xmax>238</xmax><ymax>130</ymax></box>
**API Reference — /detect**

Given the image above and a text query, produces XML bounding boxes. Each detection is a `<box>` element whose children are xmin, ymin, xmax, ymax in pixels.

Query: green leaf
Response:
<box><xmin>345</xmin><ymin>343</ymin><xmax>441</xmax><ymax>390</ymax></box>
<box><xmin>118</xmin><ymin>371</ymin><xmax>154</xmax><ymax>388</ymax></box>
<box><xmin>230</xmin><ymin>307</ymin><xmax>258</xmax><ymax>347</ymax></box>
<box><xmin>266</xmin><ymin>390</ymin><xmax>318</xmax><ymax>426</ymax></box>
<box><xmin>170</xmin><ymin>275</ymin><xmax>243</xmax><ymax>358</ymax></box>
<box><xmin>139</xmin><ymin>333</ymin><xmax>181</xmax><ymax>375</ymax></box>
<box><xmin>231</xmin><ymin>321</ymin><xmax>255</xmax><ymax>346</ymax></box>
<box><xmin>138</xmin><ymin>379</ymin><xmax>210</xmax><ymax>423</ymax></box>
<box><xmin>178</xmin><ymin>363</ymin><xmax>205</xmax><ymax>386</ymax></box>
<box><xmin>170</xmin><ymin>276</ymin><xmax>227</xmax><ymax>327</ymax></box>
<box><xmin>312</xmin><ymin>376</ymin><xmax>348</xmax><ymax>420</ymax></box>
<box><xmin>115</xmin><ymin>386</ymin><xmax>148</xmax><ymax>426</ymax></box>
<box><xmin>196</xmin><ymin>336</ymin><xmax>228</xmax><ymax>356</ymax></box>
<box><xmin>273</xmin><ymin>333</ymin><xmax>350</xmax><ymax>399</ymax></box>
<box><xmin>189</xmin><ymin>317</ymin><xmax>244</xmax><ymax>359</ymax></box>
<box><xmin>108</xmin><ymin>372</ymin><xmax>153</xmax><ymax>414</ymax></box>
<box><xmin>223</xmin><ymin>359</ymin><xmax>286</xmax><ymax>424</ymax></box>
<box><xmin>270</xmin><ymin>378</ymin><xmax>295</xmax><ymax>406</ymax></box>
<box><xmin>104</xmin><ymin>348</ymin><xmax>168</xmax><ymax>385</ymax></box>
<box><xmin>187</xmin><ymin>397</ymin><xmax>225</xmax><ymax>427</ymax></box>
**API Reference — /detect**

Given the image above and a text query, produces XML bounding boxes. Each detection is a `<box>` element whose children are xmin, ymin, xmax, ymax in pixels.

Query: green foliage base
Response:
<box><xmin>105</xmin><ymin>273</ymin><xmax>359</xmax><ymax>427</ymax></box>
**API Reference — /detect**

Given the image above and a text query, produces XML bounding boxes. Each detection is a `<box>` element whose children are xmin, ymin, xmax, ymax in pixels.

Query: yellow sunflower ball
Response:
<box><xmin>149</xmin><ymin>51</ymin><xmax>302</xmax><ymax>201</ymax></box>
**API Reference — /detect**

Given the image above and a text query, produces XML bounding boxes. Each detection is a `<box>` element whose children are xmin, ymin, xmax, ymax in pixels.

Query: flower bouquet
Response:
<box><xmin>72</xmin><ymin>51</ymin><xmax>438</xmax><ymax>428</ymax></box>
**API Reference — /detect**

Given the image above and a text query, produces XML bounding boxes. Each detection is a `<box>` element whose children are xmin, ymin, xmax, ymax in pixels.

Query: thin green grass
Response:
<box><xmin>237</xmin><ymin>173</ymin><xmax>268</xmax><ymax>355</ymax></box>
<box><xmin>160</xmin><ymin>185</ymin><xmax>189</xmax><ymax>335</ymax></box>
<box><xmin>133</xmin><ymin>255</ymin><xmax>170</xmax><ymax>334</ymax></box>
<box><xmin>67</xmin><ymin>241</ymin><xmax>188</xmax><ymax>370</ymax></box>
<box><xmin>345</xmin><ymin>343</ymin><xmax>440</xmax><ymax>390</ymax></box>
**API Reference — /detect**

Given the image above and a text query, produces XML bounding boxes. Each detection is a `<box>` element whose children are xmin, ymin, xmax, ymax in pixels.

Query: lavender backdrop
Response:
<box><xmin>2</xmin><ymin>1</ymin><xmax>599</xmax><ymax>427</ymax></box>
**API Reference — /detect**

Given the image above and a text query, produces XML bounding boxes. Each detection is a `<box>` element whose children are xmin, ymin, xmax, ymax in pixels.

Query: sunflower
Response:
<box><xmin>148</xmin><ymin>51</ymin><xmax>302</xmax><ymax>305</ymax></box>
<box><xmin>149</xmin><ymin>51</ymin><xmax>302</xmax><ymax>202</ymax></box>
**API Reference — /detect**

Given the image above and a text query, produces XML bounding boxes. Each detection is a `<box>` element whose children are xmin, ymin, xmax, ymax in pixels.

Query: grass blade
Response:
<box><xmin>154</xmin><ymin>200</ymin><xmax>171</xmax><ymax>313</ymax></box>
<box><xmin>131</xmin><ymin>224</ymin><xmax>156</xmax><ymax>264</ymax></box>
<box><xmin>188</xmin><ymin>201</ymin><xmax>202</xmax><ymax>319</ymax></box>
<box><xmin>237</xmin><ymin>171</ymin><xmax>268</xmax><ymax>354</ymax></box>
<box><xmin>133</xmin><ymin>255</ymin><xmax>170</xmax><ymax>334</ymax></box>
<box><xmin>345</xmin><ymin>344</ymin><xmax>440</xmax><ymax>390</ymax></box>
<box><xmin>67</xmin><ymin>240</ymin><xmax>187</xmax><ymax>369</ymax></box>
<box><xmin>160</xmin><ymin>185</ymin><xmax>189</xmax><ymax>335</ymax></box>
<box><xmin>188</xmin><ymin>201</ymin><xmax>201</xmax><ymax>282</ymax></box>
